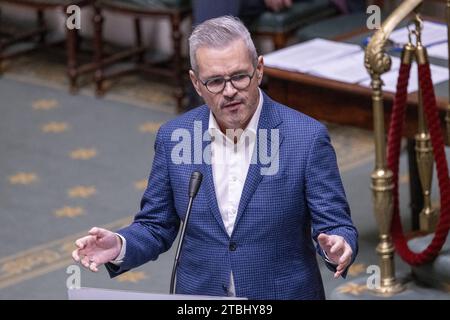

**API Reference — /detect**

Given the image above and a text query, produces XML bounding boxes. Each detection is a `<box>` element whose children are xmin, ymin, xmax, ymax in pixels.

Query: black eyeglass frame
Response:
<box><xmin>199</xmin><ymin>67</ymin><xmax>257</xmax><ymax>94</ymax></box>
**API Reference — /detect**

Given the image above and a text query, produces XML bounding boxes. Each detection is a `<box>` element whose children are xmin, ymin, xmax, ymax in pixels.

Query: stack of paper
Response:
<box><xmin>427</xmin><ymin>42</ymin><xmax>448</xmax><ymax>60</ymax></box>
<box><xmin>264</xmin><ymin>37</ymin><xmax>449</xmax><ymax>94</ymax></box>
<box><xmin>389</xmin><ymin>21</ymin><xmax>447</xmax><ymax>47</ymax></box>
<box><xmin>309</xmin><ymin>53</ymin><xmax>401</xmax><ymax>84</ymax></box>
<box><xmin>264</xmin><ymin>38</ymin><xmax>361</xmax><ymax>73</ymax></box>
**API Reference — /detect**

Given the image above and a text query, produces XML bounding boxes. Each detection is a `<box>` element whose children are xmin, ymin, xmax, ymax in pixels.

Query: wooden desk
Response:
<box><xmin>264</xmin><ymin>58</ymin><xmax>449</xmax><ymax>230</ymax></box>
<box><xmin>265</xmin><ymin>66</ymin><xmax>448</xmax><ymax>139</ymax></box>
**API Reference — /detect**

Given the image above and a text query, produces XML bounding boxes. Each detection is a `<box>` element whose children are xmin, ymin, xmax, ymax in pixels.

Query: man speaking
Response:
<box><xmin>72</xmin><ymin>16</ymin><xmax>358</xmax><ymax>300</ymax></box>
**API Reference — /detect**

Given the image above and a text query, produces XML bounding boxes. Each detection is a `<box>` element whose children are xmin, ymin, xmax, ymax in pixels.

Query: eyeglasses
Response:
<box><xmin>200</xmin><ymin>68</ymin><xmax>256</xmax><ymax>94</ymax></box>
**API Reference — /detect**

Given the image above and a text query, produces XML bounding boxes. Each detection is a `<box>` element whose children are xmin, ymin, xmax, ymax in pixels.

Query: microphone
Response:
<box><xmin>188</xmin><ymin>171</ymin><xmax>203</xmax><ymax>198</ymax></box>
<box><xmin>170</xmin><ymin>171</ymin><xmax>203</xmax><ymax>294</ymax></box>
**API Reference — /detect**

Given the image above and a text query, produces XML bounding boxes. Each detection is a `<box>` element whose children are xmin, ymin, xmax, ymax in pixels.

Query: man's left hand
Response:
<box><xmin>318</xmin><ymin>233</ymin><xmax>353</xmax><ymax>278</ymax></box>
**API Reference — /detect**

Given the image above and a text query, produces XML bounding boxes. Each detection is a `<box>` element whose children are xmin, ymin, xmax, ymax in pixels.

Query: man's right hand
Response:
<box><xmin>72</xmin><ymin>227</ymin><xmax>122</xmax><ymax>272</ymax></box>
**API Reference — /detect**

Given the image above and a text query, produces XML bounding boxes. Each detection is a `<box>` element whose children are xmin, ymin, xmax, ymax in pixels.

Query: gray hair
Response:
<box><xmin>189</xmin><ymin>15</ymin><xmax>258</xmax><ymax>73</ymax></box>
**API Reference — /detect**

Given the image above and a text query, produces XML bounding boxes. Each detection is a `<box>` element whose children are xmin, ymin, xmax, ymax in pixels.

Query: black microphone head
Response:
<box><xmin>188</xmin><ymin>171</ymin><xmax>203</xmax><ymax>198</ymax></box>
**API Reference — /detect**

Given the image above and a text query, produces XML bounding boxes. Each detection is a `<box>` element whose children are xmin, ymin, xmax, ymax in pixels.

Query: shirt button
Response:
<box><xmin>232</xmin><ymin>176</ymin><xmax>237</xmax><ymax>182</ymax></box>
<box><xmin>229</xmin><ymin>242</ymin><xmax>237</xmax><ymax>251</ymax></box>
<box><xmin>230</xmin><ymin>208</ymin><xmax>237</xmax><ymax>215</ymax></box>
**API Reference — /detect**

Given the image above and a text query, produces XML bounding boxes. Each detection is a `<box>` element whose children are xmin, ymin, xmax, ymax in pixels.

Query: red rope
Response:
<box><xmin>387</xmin><ymin>62</ymin><xmax>450</xmax><ymax>266</ymax></box>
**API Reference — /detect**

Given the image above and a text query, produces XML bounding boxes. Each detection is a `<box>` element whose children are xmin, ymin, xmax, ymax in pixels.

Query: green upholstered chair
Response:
<box><xmin>93</xmin><ymin>0</ymin><xmax>191</xmax><ymax>112</ymax></box>
<box><xmin>0</xmin><ymin>0</ymin><xmax>96</xmax><ymax>91</ymax></box>
<box><xmin>294</xmin><ymin>0</ymin><xmax>388</xmax><ymax>43</ymax></box>
<box><xmin>248</xmin><ymin>0</ymin><xmax>340</xmax><ymax>49</ymax></box>
<box><xmin>296</xmin><ymin>12</ymin><xmax>369</xmax><ymax>42</ymax></box>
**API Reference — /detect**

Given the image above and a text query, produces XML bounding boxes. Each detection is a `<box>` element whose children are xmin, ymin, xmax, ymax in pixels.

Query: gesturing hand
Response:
<box><xmin>72</xmin><ymin>227</ymin><xmax>122</xmax><ymax>272</ymax></box>
<box><xmin>317</xmin><ymin>233</ymin><xmax>352</xmax><ymax>279</ymax></box>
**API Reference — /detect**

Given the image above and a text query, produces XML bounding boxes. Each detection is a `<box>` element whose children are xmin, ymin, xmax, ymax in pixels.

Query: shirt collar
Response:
<box><xmin>208</xmin><ymin>88</ymin><xmax>263</xmax><ymax>138</ymax></box>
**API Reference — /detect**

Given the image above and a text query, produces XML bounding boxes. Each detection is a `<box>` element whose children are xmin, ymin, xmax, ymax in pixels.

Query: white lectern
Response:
<box><xmin>68</xmin><ymin>287</ymin><xmax>246</xmax><ymax>300</ymax></box>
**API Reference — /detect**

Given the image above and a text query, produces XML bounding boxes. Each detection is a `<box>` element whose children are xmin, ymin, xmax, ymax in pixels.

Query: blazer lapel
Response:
<box><xmin>233</xmin><ymin>92</ymin><xmax>284</xmax><ymax>233</ymax></box>
<box><xmin>197</xmin><ymin>107</ymin><xmax>229</xmax><ymax>236</ymax></box>
<box><xmin>196</xmin><ymin>92</ymin><xmax>285</xmax><ymax>237</ymax></box>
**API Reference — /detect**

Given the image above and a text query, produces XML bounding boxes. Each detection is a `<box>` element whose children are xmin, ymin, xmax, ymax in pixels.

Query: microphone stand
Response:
<box><xmin>170</xmin><ymin>172</ymin><xmax>202</xmax><ymax>294</ymax></box>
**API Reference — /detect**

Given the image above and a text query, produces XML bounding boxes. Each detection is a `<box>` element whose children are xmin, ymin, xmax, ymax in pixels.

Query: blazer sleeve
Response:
<box><xmin>304</xmin><ymin>124</ymin><xmax>358</xmax><ymax>276</ymax></box>
<box><xmin>106</xmin><ymin>127</ymin><xmax>180</xmax><ymax>277</ymax></box>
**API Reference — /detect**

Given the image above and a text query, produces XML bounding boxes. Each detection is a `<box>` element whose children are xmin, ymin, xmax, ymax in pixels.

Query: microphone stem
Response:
<box><xmin>170</xmin><ymin>196</ymin><xmax>194</xmax><ymax>294</ymax></box>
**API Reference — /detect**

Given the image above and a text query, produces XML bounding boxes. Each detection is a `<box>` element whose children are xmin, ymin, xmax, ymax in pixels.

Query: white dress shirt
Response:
<box><xmin>209</xmin><ymin>89</ymin><xmax>263</xmax><ymax>238</ymax></box>
<box><xmin>208</xmin><ymin>89</ymin><xmax>263</xmax><ymax>296</ymax></box>
<box><xmin>113</xmin><ymin>89</ymin><xmax>264</xmax><ymax>297</ymax></box>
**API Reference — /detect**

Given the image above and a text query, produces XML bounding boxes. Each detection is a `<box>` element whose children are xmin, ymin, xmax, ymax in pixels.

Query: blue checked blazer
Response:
<box><xmin>107</xmin><ymin>91</ymin><xmax>358</xmax><ymax>300</ymax></box>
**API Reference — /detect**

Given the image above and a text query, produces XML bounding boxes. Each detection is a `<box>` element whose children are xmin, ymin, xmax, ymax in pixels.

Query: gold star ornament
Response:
<box><xmin>68</xmin><ymin>186</ymin><xmax>97</xmax><ymax>198</ymax></box>
<box><xmin>338</xmin><ymin>282</ymin><xmax>367</xmax><ymax>296</ymax></box>
<box><xmin>41</xmin><ymin>122</ymin><xmax>70</xmax><ymax>133</ymax></box>
<box><xmin>32</xmin><ymin>99</ymin><xmax>59</xmax><ymax>110</ymax></box>
<box><xmin>134</xmin><ymin>179</ymin><xmax>148</xmax><ymax>191</ymax></box>
<box><xmin>116</xmin><ymin>271</ymin><xmax>147</xmax><ymax>283</ymax></box>
<box><xmin>70</xmin><ymin>148</ymin><xmax>97</xmax><ymax>160</ymax></box>
<box><xmin>54</xmin><ymin>206</ymin><xmax>85</xmax><ymax>218</ymax></box>
<box><xmin>337</xmin><ymin>282</ymin><xmax>367</xmax><ymax>296</ymax></box>
<box><xmin>8</xmin><ymin>172</ymin><xmax>38</xmax><ymax>185</ymax></box>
